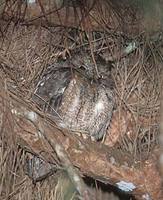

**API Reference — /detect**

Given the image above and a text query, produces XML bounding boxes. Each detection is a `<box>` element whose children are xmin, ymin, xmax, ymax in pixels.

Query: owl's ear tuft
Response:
<box><xmin>95</xmin><ymin>53</ymin><xmax>107</xmax><ymax>66</ymax></box>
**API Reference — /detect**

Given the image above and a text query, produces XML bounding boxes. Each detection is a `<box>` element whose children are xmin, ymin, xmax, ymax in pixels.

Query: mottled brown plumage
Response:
<box><xmin>33</xmin><ymin>53</ymin><xmax>114</xmax><ymax>140</ymax></box>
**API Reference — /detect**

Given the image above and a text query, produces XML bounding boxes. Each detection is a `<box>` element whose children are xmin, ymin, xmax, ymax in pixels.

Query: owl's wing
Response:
<box><xmin>89</xmin><ymin>87</ymin><xmax>114</xmax><ymax>140</ymax></box>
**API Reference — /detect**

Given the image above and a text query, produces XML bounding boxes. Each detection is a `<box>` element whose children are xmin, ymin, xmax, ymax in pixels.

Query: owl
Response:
<box><xmin>33</xmin><ymin>53</ymin><xmax>114</xmax><ymax>140</ymax></box>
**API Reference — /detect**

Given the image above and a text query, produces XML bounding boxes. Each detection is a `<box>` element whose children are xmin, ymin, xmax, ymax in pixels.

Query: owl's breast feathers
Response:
<box><xmin>33</xmin><ymin>63</ymin><xmax>114</xmax><ymax>140</ymax></box>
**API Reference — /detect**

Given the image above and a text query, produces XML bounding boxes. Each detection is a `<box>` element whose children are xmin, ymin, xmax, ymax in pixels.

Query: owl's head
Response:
<box><xmin>67</xmin><ymin>51</ymin><xmax>112</xmax><ymax>78</ymax></box>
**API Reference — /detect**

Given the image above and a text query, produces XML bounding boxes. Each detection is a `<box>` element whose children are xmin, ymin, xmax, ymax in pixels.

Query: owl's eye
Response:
<box><xmin>80</xmin><ymin>65</ymin><xmax>87</xmax><ymax>70</ymax></box>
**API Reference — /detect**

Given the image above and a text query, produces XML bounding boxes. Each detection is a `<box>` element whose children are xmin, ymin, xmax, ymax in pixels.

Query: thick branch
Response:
<box><xmin>2</xmin><ymin>92</ymin><xmax>161</xmax><ymax>200</ymax></box>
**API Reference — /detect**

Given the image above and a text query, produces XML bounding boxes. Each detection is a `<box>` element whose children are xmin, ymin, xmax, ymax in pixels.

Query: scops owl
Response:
<box><xmin>33</xmin><ymin>53</ymin><xmax>114</xmax><ymax>140</ymax></box>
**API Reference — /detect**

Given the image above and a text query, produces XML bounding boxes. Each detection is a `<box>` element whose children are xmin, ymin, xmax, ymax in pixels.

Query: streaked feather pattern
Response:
<box><xmin>33</xmin><ymin>54</ymin><xmax>114</xmax><ymax>140</ymax></box>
